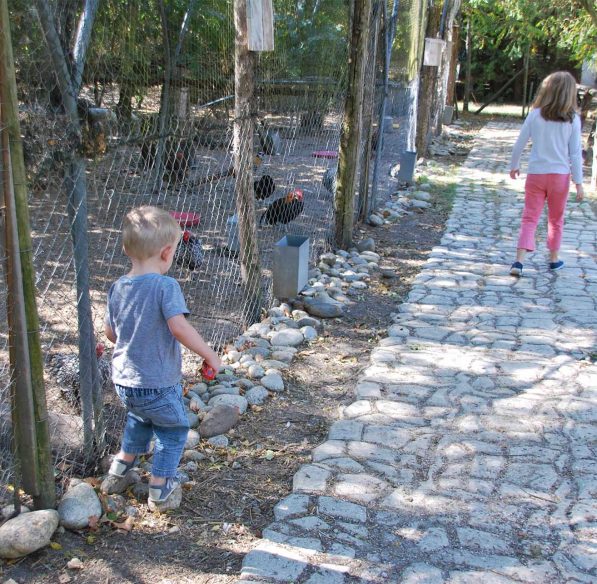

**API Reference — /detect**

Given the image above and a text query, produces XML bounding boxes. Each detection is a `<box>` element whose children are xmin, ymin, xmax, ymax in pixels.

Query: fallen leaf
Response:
<box><xmin>58</xmin><ymin>574</ymin><xmax>72</xmax><ymax>583</ymax></box>
<box><xmin>88</xmin><ymin>515</ymin><xmax>99</xmax><ymax>530</ymax></box>
<box><xmin>50</xmin><ymin>541</ymin><xmax>63</xmax><ymax>550</ymax></box>
<box><xmin>112</xmin><ymin>516</ymin><xmax>134</xmax><ymax>532</ymax></box>
<box><xmin>67</xmin><ymin>557</ymin><xmax>84</xmax><ymax>570</ymax></box>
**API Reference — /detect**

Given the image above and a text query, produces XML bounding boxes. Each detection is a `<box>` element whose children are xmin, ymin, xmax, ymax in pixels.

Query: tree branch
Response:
<box><xmin>33</xmin><ymin>0</ymin><xmax>79</xmax><ymax>131</ymax></box>
<box><xmin>72</xmin><ymin>0</ymin><xmax>100</xmax><ymax>94</ymax></box>
<box><xmin>577</xmin><ymin>0</ymin><xmax>597</xmax><ymax>27</ymax></box>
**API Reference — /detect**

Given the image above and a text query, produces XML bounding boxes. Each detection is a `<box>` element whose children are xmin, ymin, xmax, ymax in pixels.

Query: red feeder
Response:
<box><xmin>169</xmin><ymin>211</ymin><xmax>201</xmax><ymax>227</ymax></box>
<box><xmin>312</xmin><ymin>150</ymin><xmax>338</xmax><ymax>159</ymax></box>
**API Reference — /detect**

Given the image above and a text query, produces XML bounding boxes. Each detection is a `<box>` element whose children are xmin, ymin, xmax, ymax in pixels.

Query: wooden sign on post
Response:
<box><xmin>247</xmin><ymin>0</ymin><xmax>274</xmax><ymax>51</ymax></box>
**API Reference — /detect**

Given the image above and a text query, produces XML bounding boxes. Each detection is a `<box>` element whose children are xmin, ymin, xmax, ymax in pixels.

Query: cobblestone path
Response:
<box><xmin>239</xmin><ymin>122</ymin><xmax>597</xmax><ymax>583</ymax></box>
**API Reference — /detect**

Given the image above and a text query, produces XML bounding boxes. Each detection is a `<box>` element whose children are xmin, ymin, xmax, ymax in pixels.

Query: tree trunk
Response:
<box><xmin>415</xmin><ymin>1</ymin><xmax>442</xmax><ymax>155</ymax></box>
<box><xmin>434</xmin><ymin>0</ymin><xmax>461</xmax><ymax>136</ymax></box>
<box><xmin>1</xmin><ymin>0</ymin><xmax>55</xmax><ymax>508</ymax></box>
<box><xmin>446</xmin><ymin>23</ymin><xmax>459</xmax><ymax>107</ymax></box>
<box><xmin>521</xmin><ymin>45</ymin><xmax>530</xmax><ymax>117</ymax></box>
<box><xmin>34</xmin><ymin>0</ymin><xmax>102</xmax><ymax>457</ymax></box>
<box><xmin>335</xmin><ymin>0</ymin><xmax>372</xmax><ymax>248</ymax></box>
<box><xmin>392</xmin><ymin>0</ymin><xmax>427</xmax><ymax>156</ymax></box>
<box><xmin>234</xmin><ymin>0</ymin><xmax>262</xmax><ymax>325</ymax></box>
<box><xmin>463</xmin><ymin>16</ymin><xmax>471</xmax><ymax>112</ymax></box>
<box><xmin>357</xmin><ymin>1</ymin><xmax>381</xmax><ymax>221</ymax></box>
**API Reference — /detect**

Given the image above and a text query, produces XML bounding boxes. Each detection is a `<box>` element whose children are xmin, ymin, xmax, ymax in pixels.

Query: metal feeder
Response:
<box><xmin>397</xmin><ymin>150</ymin><xmax>417</xmax><ymax>184</ymax></box>
<box><xmin>273</xmin><ymin>235</ymin><xmax>309</xmax><ymax>299</ymax></box>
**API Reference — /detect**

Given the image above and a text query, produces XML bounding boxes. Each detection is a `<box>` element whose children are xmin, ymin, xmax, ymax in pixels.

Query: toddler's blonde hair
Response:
<box><xmin>123</xmin><ymin>206</ymin><xmax>181</xmax><ymax>260</ymax></box>
<box><xmin>533</xmin><ymin>71</ymin><xmax>578</xmax><ymax>123</ymax></box>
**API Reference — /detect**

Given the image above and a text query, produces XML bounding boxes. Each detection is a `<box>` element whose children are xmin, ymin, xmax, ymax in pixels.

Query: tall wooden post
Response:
<box><xmin>234</xmin><ymin>0</ymin><xmax>262</xmax><ymax>325</ymax></box>
<box><xmin>335</xmin><ymin>0</ymin><xmax>372</xmax><ymax>248</ymax></box>
<box><xmin>0</xmin><ymin>0</ymin><xmax>55</xmax><ymax>508</ymax></box>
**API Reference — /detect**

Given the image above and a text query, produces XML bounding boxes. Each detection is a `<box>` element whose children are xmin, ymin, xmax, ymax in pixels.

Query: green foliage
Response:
<box><xmin>462</xmin><ymin>0</ymin><xmax>596</xmax><ymax>100</ymax></box>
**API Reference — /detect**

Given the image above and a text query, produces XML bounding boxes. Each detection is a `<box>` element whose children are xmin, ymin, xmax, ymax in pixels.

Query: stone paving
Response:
<box><xmin>238</xmin><ymin>122</ymin><xmax>597</xmax><ymax>583</ymax></box>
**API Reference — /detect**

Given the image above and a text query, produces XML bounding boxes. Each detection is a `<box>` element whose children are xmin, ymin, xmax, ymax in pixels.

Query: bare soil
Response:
<box><xmin>1</xmin><ymin>117</ymin><xmax>485</xmax><ymax>584</ymax></box>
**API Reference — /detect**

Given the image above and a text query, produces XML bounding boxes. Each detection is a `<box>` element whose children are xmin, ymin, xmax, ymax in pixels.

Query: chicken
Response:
<box><xmin>260</xmin><ymin>189</ymin><xmax>304</xmax><ymax>226</ymax></box>
<box><xmin>48</xmin><ymin>342</ymin><xmax>111</xmax><ymax>408</ymax></box>
<box><xmin>140</xmin><ymin>139</ymin><xmax>192</xmax><ymax>182</ymax></box>
<box><xmin>174</xmin><ymin>230</ymin><xmax>204</xmax><ymax>271</ymax></box>
<box><xmin>322</xmin><ymin>167</ymin><xmax>337</xmax><ymax>194</ymax></box>
<box><xmin>254</xmin><ymin>174</ymin><xmax>275</xmax><ymax>200</ymax></box>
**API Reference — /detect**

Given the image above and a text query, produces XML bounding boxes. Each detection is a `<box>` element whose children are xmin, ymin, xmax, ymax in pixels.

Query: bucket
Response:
<box><xmin>397</xmin><ymin>151</ymin><xmax>417</xmax><ymax>184</ymax></box>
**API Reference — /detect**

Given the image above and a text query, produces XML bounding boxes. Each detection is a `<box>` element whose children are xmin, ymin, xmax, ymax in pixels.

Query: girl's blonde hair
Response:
<box><xmin>533</xmin><ymin>71</ymin><xmax>578</xmax><ymax>122</ymax></box>
<box><xmin>123</xmin><ymin>206</ymin><xmax>181</xmax><ymax>260</ymax></box>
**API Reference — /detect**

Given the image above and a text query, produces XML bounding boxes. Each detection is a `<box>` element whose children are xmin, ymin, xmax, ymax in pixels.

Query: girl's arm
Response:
<box><xmin>569</xmin><ymin>115</ymin><xmax>583</xmax><ymax>201</ymax></box>
<box><xmin>167</xmin><ymin>314</ymin><xmax>222</xmax><ymax>371</ymax></box>
<box><xmin>510</xmin><ymin>110</ymin><xmax>534</xmax><ymax>175</ymax></box>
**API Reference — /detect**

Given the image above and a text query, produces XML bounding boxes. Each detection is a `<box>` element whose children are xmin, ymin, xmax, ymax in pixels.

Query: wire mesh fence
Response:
<box><xmin>0</xmin><ymin>0</ymin><xmax>441</xmax><ymax>509</ymax></box>
<box><xmin>0</xmin><ymin>0</ymin><xmax>368</xmax><ymax>504</ymax></box>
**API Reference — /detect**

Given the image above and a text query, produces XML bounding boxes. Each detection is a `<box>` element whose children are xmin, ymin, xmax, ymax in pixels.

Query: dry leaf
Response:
<box><xmin>49</xmin><ymin>541</ymin><xmax>63</xmax><ymax>550</ymax></box>
<box><xmin>67</xmin><ymin>557</ymin><xmax>84</xmax><ymax>570</ymax></box>
<box><xmin>58</xmin><ymin>574</ymin><xmax>72</xmax><ymax>583</ymax></box>
<box><xmin>88</xmin><ymin>515</ymin><xmax>100</xmax><ymax>530</ymax></box>
<box><xmin>112</xmin><ymin>516</ymin><xmax>134</xmax><ymax>532</ymax></box>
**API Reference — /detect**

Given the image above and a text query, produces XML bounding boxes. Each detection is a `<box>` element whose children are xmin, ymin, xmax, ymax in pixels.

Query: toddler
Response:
<box><xmin>103</xmin><ymin>206</ymin><xmax>221</xmax><ymax>509</ymax></box>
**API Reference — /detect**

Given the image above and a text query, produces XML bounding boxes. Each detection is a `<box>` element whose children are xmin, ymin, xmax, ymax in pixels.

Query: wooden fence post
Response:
<box><xmin>234</xmin><ymin>0</ymin><xmax>263</xmax><ymax>325</ymax></box>
<box><xmin>335</xmin><ymin>0</ymin><xmax>372</xmax><ymax>249</ymax></box>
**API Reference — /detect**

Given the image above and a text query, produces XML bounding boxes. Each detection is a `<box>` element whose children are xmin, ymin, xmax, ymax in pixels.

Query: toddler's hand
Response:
<box><xmin>575</xmin><ymin>185</ymin><xmax>584</xmax><ymax>202</ymax></box>
<box><xmin>509</xmin><ymin>169</ymin><xmax>519</xmax><ymax>180</ymax></box>
<box><xmin>206</xmin><ymin>355</ymin><xmax>222</xmax><ymax>372</ymax></box>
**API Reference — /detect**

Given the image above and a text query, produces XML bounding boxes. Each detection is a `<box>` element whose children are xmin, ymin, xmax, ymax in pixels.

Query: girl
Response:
<box><xmin>509</xmin><ymin>71</ymin><xmax>584</xmax><ymax>277</ymax></box>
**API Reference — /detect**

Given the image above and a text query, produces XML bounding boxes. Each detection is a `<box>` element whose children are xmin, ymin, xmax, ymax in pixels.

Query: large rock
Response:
<box><xmin>199</xmin><ymin>404</ymin><xmax>240</xmax><ymax>438</ymax></box>
<box><xmin>260</xmin><ymin>373</ymin><xmax>285</xmax><ymax>393</ymax></box>
<box><xmin>245</xmin><ymin>386</ymin><xmax>269</xmax><ymax>405</ymax></box>
<box><xmin>356</xmin><ymin>238</ymin><xmax>375</xmax><ymax>252</ymax></box>
<box><xmin>269</xmin><ymin>329</ymin><xmax>304</xmax><ymax>347</ymax></box>
<box><xmin>208</xmin><ymin>394</ymin><xmax>248</xmax><ymax>415</ymax></box>
<box><xmin>185</xmin><ymin>429</ymin><xmax>201</xmax><ymax>449</ymax></box>
<box><xmin>58</xmin><ymin>482</ymin><xmax>102</xmax><ymax>530</ymax></box>
<box><xmin>303</xmin><ymin>297</ymin><xmax>344</xmax><ymax>318</ymax></box>
<box><xmin>0</xmin><ymin>510</ymin><xmax>60</xmax><ymax>559</ymax></box>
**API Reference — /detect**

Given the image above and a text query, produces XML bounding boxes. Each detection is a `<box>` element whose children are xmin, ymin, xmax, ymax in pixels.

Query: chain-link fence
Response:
<box><xmin>1</xmin><ymin>0</ymin><xmax>440</xmax><ymax>507</ymax></box>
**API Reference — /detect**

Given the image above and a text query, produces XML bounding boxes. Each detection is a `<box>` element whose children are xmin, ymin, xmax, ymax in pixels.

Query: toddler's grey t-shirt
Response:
<box><xmin>106</xmin><ymin>273</ymin><xmax>189</xmax><ymax>388</ymax></box>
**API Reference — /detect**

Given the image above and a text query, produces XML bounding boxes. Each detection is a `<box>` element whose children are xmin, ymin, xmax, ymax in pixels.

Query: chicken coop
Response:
<box><xmin>1</xmin><ymin>0</ymin><xmax>410</xmax><ymax>503</ymax></box>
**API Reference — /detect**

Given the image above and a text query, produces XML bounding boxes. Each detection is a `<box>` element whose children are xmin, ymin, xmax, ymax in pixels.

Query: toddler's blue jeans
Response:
<box><xmin>115</xmin><ymin>383</ymin><xmax>189</xmax><ymax>478</ymax></box>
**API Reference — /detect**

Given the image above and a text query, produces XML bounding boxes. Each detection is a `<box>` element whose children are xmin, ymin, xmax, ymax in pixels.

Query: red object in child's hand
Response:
<box><xmin>201</xmin><ymin>363</ymin><xmax>216</xmax><ymax>381</ymax></box>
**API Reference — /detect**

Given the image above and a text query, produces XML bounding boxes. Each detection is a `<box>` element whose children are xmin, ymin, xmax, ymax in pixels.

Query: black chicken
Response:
<box><xmin>254</xmin><ymin>174</ymin><xmax>276</xmax><ymax>200</ymax></box>
<box><xmin>260</xmin><ymin>189</ymin><xmax>304</xmax><ymax>226</ymax></box>
<box><xmin>140</xmin><ymin>140</ymin><xmax>192</xmax><ymax>182</ymax></box>
<box><xmin>48</xmin><ymin>342</ymin><xmax>112</xmax><ymax>409</ymax></box>
<box><xmin>174</xmin><ymin>230</ymin><xmax>204</xmax><ymax>271</ymax></box>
